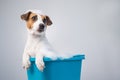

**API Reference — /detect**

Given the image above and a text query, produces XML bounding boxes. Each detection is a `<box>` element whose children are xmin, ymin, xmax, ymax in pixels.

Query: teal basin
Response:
<box><xmin>27</xmin><ymin>54</ymin><xmax>85</xmax><ymax>80</ymax></box>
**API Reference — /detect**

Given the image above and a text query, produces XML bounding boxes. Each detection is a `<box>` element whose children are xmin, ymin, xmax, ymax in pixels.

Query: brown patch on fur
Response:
<box><xmin>41</xmin><ymin>15</ymin><xmax>46</xmax><ymax>21</ymax></box>
<box><xmin>21</xmin><ymin>11</ymin><xmax>37</xmax><ymax>29</ymax></box>
<box><xmin>26</xmin><ymin>13</ymin><xmax>38</xmax><ymax>29</ymax></box>
<box><xmin>41</xmin><ymin>15</ymin><xmax>52</xmax><ymax>26</ymax></box>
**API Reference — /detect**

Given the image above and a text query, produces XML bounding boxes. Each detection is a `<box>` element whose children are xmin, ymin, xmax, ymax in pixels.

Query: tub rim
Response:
<box><xmin>30</xmin><ymin>54</ymin><xmax>85</xmax><ymax>62</ymax></box>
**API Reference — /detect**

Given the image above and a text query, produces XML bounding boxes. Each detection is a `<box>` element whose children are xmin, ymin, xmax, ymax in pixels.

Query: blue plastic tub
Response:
<box><xmin>27</xmin><ymin>55</ymin><xmax>85</xmax><ymax>80</ymax></box>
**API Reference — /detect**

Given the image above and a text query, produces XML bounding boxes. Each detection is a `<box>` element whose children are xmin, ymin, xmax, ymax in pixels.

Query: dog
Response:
<box><xmin>21</xmin><ymin>10</ymin><xmax>57</xmax><ymax>71</ymax></box>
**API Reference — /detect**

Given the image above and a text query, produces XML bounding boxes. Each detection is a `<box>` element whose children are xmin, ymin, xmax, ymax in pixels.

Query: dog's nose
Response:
<box><xmin>39</xmin><ymin>24</ymin><xmax>45</xmax><ymax>30</ymax></box>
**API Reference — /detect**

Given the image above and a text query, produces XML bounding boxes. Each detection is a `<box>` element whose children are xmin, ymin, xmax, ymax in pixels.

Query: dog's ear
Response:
<box><xmin>21</xmin><ymin>11</ymin><xmax>31</xmax><ymax>21</ymax></box>
<box><xmin>45</xmin><ymin>16</ymin><xmax>53</xmax><ymax>26</ymax></box>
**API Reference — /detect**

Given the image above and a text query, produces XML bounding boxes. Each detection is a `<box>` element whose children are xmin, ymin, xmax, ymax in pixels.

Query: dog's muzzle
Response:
<box><xmin>37</xmin><ymin>24</ymin><xmax>45</xmax><ymax>32</ymax></box>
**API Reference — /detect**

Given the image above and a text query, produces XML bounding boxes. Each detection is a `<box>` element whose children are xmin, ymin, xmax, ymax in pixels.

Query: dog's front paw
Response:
<box><xmin>35</xmin><ymin>60</ymin><xmax>45</xmax><ymax>72</ymax></box>
<box><xmin>22</xmin><ymin>60</ymin><xmax>31</xmax><ymax>70</ymax></box>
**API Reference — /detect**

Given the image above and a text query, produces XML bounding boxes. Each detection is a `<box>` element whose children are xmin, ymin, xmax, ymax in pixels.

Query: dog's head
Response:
<box><xmin>21</xmin><ymin>10</ymin><xmax>52</xmax><ymax>35</ymax></box>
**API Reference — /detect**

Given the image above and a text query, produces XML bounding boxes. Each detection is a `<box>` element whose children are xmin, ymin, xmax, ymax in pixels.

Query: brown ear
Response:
<box><xmin>21</xmin><ymin>11</ymin><xmax>31</xmax><ymax>21</ymax></box>
<box><xmin>45</xmin><ymin>16</ymin><xmax>53</xmax><ymax>26</ymax></box>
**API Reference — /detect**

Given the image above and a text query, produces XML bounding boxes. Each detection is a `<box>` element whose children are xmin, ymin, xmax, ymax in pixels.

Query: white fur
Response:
<box><xmin>22</xmin><ymin>10</ymin><xmax>57</xmax><ymax>71</ymax></box>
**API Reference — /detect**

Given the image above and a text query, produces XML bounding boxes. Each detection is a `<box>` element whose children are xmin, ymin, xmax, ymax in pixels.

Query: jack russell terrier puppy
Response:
<box><xmin>21</xmin><ymin>10</ymin><xmax>57</xmax><ymax>71</ymax></box>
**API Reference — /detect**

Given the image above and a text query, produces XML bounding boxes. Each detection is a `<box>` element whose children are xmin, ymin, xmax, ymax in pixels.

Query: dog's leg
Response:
<box><xmin>22</xmin><ymin>52</ymin><xmax>31</xmax><ymax>69</ymax></box>
<box><xmin>35</xmin><ymin>53</ymin><xmax>45</xmax><ymax>71</ymax></box>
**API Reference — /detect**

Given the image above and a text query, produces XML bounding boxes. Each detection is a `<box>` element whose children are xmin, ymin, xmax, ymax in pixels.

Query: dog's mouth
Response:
<box><xmin>37</xmin><ymin>29</ymin><xmax>44</xmax><ymax>32</ymax></box>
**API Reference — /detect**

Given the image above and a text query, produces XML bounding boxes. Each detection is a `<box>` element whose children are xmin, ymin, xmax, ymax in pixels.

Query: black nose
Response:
<box><xmin>39</xmin><ymin>24</ymin><xmax>45</xmax><ymax>29</ymax></box>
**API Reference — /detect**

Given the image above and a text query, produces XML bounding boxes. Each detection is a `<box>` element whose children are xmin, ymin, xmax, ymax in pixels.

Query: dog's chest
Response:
<box><xmin>25</xmin><ymin>37</ymin><xmax>46</xmax><ymax>57</ymax></box>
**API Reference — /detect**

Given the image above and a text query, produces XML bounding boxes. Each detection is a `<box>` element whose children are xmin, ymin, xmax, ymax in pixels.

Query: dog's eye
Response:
<box><xmin>31</xmin><ymin>15</ymin><xmax>37</xmax><ymax>21</ymax></box>
<box><xmin>43</xmin><ymin>18</ymin><xmax>47</xmax><ymax>23</ymax></box>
